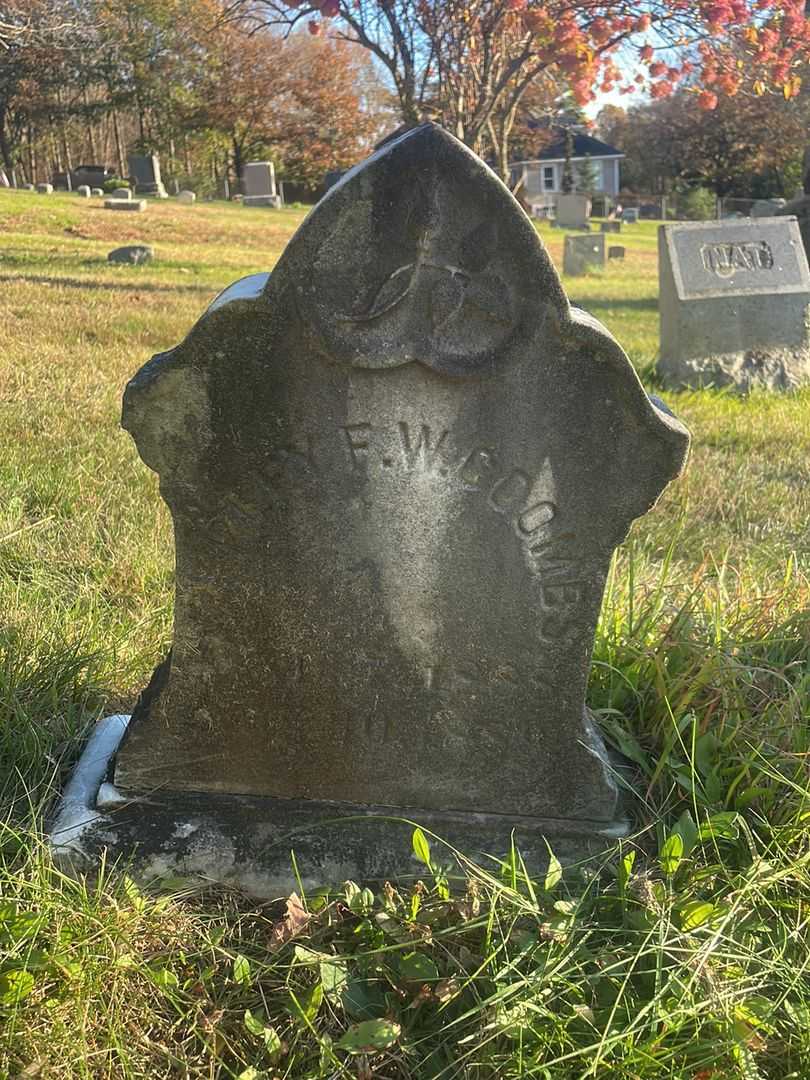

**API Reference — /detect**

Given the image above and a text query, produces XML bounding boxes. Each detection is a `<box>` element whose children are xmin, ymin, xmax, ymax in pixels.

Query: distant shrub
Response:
<box><xmin>102</xmin><ymin>178</ymin><xmax>129</xmax><ymax>193</ymax></box>
<box><xmin>681</xmin><ymin>186</ymin><xmax>717</xmax><ymax>220</ymax></box>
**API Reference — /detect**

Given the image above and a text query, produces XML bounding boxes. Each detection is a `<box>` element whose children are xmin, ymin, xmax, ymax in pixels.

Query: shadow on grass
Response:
<box><xmin>0</xmin><ymin>272</ymin><xmax>215</xmax><ymax>295</ymax></box>
<box><xmin>569</xmin><ymin>296</ymin><xmax>659</xmax><ymax>313</ymax></box>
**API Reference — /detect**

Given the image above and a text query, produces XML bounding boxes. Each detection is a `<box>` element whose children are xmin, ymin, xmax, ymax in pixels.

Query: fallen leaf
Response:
<box><xmin>269</xmin><ymin>892</ymin><xmax>310</xmax><ymax>952</ymax></box>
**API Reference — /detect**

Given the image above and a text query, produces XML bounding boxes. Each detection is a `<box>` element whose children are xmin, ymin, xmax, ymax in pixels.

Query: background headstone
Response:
<box><xmin>608</xmin><ymin>245</ymin><xmax>625</xmax><ymax>260</ymax></box>
<box><xmin>76</xmin><ymin>185</ymin><xmax>91</xmax><ymax>198</ymax></box>
<box><xmin>556</xmin><ymin>193</ymin><xmax>591</xmax><ymax>229</ymax></box>
<box><xmin>657</xmin><ymin>217</ymin><xmax>810</xmax><ymax>390</ymax></box>
<box><xmin>22</xmin><ymin>183</ymin><xmax>35</xmax><ymax>191</ymax></box>
<box><xmin>52</xmin><ymin>124</ymin><xmax>689</xmax><ymax>893</ymax></box>
<box><xmin>776</xmin><ymin>194</ymin><xmax>810</xmax><ymax>263</ymax></box>
<box><xmin>36</xmin><ymin>183</ymin><xmax>53</xmax><ymax>194</ymax></box>
<box><xmin>91</xmin><ymin>188</ymin><xmax>104</xmax><ymax>197</ymax></box>
<box><xmin>752</xmin><ymin>198</ymin><xmax>786</xmax><ymax>217</ymax></box>
<box><xmin>601</xmin><ymin>221</ymin><xmax>621</xmax><ymax>233</ymax></box>
<box><xmin>243</xmin><ymin>161</ymin><xmax>281</xmax><ymax>208</ymax></box>
<box><xmin>622</xmin><ymin>207</ymin><xmax>639</xmax><ymax>224</ymax></box>
<box><xmin>112</xmin><ymin>188</ymin><xmax>132</xmax><ymax>201</ymax></box>
<box><xmin>178</xmin><ymin>190</ymin><xmax>196</xmax><ymax>204</ymax></box>
<box><xmin>563</xmin><ymin>233</ymin><xmax>606</xmax><ymax>275</ymax></box>
<box><xmin>108</xmin><ymin>244</ymin><xmax>154</xmax><ymax>265</ymax></box>
<box><xmin>128</xmin><ymin>153</ymin><xmax>168</xmax><ymax>198</ymax></box>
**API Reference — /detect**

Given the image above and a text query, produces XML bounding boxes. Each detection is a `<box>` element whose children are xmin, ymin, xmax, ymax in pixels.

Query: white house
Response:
<box><xmin>510</xmin><ymin>130</ymin><xmax>624</xmax><ymax>213</ymax></box>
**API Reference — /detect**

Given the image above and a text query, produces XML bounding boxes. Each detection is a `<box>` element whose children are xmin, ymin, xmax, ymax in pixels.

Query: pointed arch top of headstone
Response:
<box><xmin>258</xmin><ymin>122</ymin><xmax>569</xmax><ymax>376</ymax></box>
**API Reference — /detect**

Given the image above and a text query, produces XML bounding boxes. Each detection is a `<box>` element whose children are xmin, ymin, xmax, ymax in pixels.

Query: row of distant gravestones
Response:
<box><xmin>19</xmin><ymin>155</ymin><xmax>810</xmax><ymax>394</ymax></box>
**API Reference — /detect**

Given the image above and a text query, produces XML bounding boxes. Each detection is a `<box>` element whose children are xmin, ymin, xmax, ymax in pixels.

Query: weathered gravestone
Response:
<box><xmin>91</xmin><ymin>187</ymin><xmax>104</xmax><ymax>197</ymax></box>
<box><xmin>108</xmin><ymin>244</ymin><xmax>154</xmax><ymax>265</ymax></box>
<box><xmin>178</xmin><ymin>189</ymin><xmax>196</xmax><ymax>204</ymax></box>
<box><xmin>609</xmin><ymin>246</ymin><xmax>625</xmax><ymax>260</ymax></box>
<box><xmin>128</xmin><ymin>153</ymin><xmax>168</xmax><ymax>198</ymax></box>
<box><xmin>50</xmin><ymin>124</ymin><xmax>689</xmax><ymax>894</ymax></box>
<box><xmin>556</xmin><ymin>193</ymin><xmax>590</xmax><ymax>229</ymax></box>
<box><xmin>657</xmin><ymin>218</ymin><xmax>810</xmax><ymax>390</ymax></box>
<box><xmin>76</xmin><ymin>185</ymin><xmax>91</xmax><ymax>198</ymax></box>
<box><xmin>601</xmin><ymin>221</ymin><xmax>621</xmax><ymax>233</ymax></box>
<box><xmin>622</xmin><ymin>208</ymin><xmax>639</xmax><ymax>224</ymax></box>
<box><xmin>243</xmin><ymin>161</ymin><xmax>282</xmax><ymax>208</ymax></box>
<box><xmin>112</xmin><ymin>187</ymin><xmax>132</xmax><ymax>201</ymax></box>
<box><xmin>563</xmin><ymin>233</ymin><xmax>606</xmax><ymax>275</ymax></box>
<box><xmin>36</xmin><ymin>183</ymin><xmax>53</xmax><ymax>194</ymax></box>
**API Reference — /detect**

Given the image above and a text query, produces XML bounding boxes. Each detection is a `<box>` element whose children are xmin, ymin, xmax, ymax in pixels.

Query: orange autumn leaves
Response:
<box><xmin>296</xmin><ymin>0</ymin><xmax>810</xmax><ymax>111</ymax></box>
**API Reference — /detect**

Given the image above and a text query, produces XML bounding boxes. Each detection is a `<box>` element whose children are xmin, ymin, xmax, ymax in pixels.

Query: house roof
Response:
<box><xmin>512</xmin><ymin>128</ymin><xmax>623</xmax><ymax>165</ymax></box>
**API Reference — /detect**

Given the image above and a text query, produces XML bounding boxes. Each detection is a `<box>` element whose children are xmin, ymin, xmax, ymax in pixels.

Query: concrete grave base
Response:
<box><xmin>243</xmin><ymin>194</ymin><xmax>282</xmax><ymax>209</ymax></box>
<box><xmin>104</xmin><ymin>198</ymin><xmax>147</xmax><ymax>212</ymax></box>
<box><xmin>49</xmin><ymin>715</ymin><xmax>628</xmax><ymax>898</ymax></box>
<box><xmin>657</xmin><ymin>343</ymin><xmax>810</xmax><ymax>392</ymax></box>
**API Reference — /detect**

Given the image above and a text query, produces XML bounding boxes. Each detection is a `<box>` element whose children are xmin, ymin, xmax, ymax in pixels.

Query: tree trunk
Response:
<box><xmin>0</xmin><ymin>106</ymin><xmax>15</xmax><ymax>178</ymax></box>
<box><xmin>233</xmin><ymin>137</ymin><xmax>244</xmax><ymax>185</ymax></box>
<box><xmin>112</xmin><ymin>107</ymin><xmax>125</xmax><ymax>176</ymax></box>
<box><xmin>83</xmin><ymin>87</ymin><xmax>97</xmax><ymax>160</ymax></box>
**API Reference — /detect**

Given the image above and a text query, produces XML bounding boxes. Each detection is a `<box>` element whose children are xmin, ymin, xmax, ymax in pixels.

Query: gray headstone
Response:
<box><xmin>608</xmin><ymin>246</ymin><xmax>625</xmax><ymax>260</ymax></box>
<box><xmin>600</xmin><ymin>221</ymin><xmax>621</xmax><ymax>233</ymax></box>
<box><xmin>76</xmin><ymin>185</ymin><xmax>91</xmax><ymax>198</ymax></box>
<box><xmin>107</xmin><ymin>244</ymin><xmax>154</xmax><ymax>265</ymax></box>
<box><xmin>22</xmin><ymin>183</ymin><xmax>35</xmax><ymax>191</ymax></box>
<box><xmin>91</xmin><ymin>188</ymin><xmax>104</xmax><ymax>197</ymax></box>
<box><xmin>556</xmin><ymin>193</ymin><xmax>590</xmax><ymax>228</ymax></box>
<box><xmin>776</xmin><ymin>194</ymin><xmax>810</xmax><ymax>264</ymax></box>
<box><xmin>622</xmin><ymin>208</ymin><xmax>639</xmax><ymax>224</ymax></box>
<box><xmin>52</xmin><ymin>124</ymin><xmax>689</xmax><ymax>895</ymax></box>
<box><xmin>178</xmin><ymin>190</ymin><xmax>196</xmax><ymax>204</ymax></box>
<box><xmin>563</xmin><ymin>233</ymin><xmax>606</xmax><ymax>275</ymax></box>
<box><xmin>128</xmin><ymin>153</ymin><xmax>168</xmax><ymax>198</ymax></box>
<box><xmin>104</xmin><ymin>198</ymin><xmax>147</xmax><ymax>212</ymax></box>
<box><xmin>36</xmin><ymin>183</ymin><xmax>53</xmax><ymax>195</ymax></box>
<box><xmin>112</xmin><ymin>188</ymin><xmax>132</xmax><ymax>201</ymax></box>
<box><xmin>751</xmin><ymin>198</ymin><xmax>785</xmax><ymax>217</ymax></box>
<box><xmin>657</xmin><ymin>217</ymin><xmax>810</xmax><ymax>390</ymax></box>
<box><xmin>243</xmin><ymin>160</ymin><xmax>276</xmax><ymax>198</ymax></box>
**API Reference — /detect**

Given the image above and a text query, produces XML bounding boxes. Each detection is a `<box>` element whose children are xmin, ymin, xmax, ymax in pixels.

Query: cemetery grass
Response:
<box><xmin>1</xmin><ymin>189</ymin><xmax>809</xmax><ymax>1079</ymax></box>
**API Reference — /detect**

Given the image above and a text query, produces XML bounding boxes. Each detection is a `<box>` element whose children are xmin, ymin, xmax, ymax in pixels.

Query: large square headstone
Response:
<box><xmin>556</xmin><ymin>193</ymin><xmax>591</xmax><ymax>228</ymax></box>
<box><xmin>50</xmin><ymin>124</ymin><xmax>689</xmax><ymax>894</ymax></box>
<box><xmin>657</xmin><ymin>218</ymin><xmax>810</xmax><ymax>390</ymax></box>
<box><xmin>128</xmin><ymin>153</ymin><xmax>168</xmax><ymax>198</ymax></box>
<box><xmin>243</xmin><ymin>161</ymin><xmax>281</xmax><ymax>208</ymax></box>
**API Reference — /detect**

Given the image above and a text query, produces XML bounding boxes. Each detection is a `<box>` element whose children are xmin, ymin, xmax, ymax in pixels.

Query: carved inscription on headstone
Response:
<box><xmin>114</xmin><ymin>125</ymin><xmax>688</xmax><ymax>834</ymax></box>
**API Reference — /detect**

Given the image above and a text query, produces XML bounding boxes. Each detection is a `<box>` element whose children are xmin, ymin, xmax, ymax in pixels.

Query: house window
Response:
<box><xmin>542</xmin><ymin>166</ymin><xmax>555</xmax><ymax>191</ymax></box>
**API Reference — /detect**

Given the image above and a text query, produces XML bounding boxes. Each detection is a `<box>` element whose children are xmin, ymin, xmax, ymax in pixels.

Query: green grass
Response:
<box><xmin>1</xmin><ymin>190</ymin><xmax>809</xmax><ymax>1078</ymax></box>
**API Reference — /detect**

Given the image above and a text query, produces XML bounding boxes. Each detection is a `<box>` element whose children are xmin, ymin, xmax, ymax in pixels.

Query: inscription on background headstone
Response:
<box><xmin>658</xmin><ymin>217</ymin><xmax>810</xmax><ymax>390</ymax></box>
<box><xmin>51</xmin><ymin>124</ymin><xmax>689</xmax><ymax>892</ymax></box>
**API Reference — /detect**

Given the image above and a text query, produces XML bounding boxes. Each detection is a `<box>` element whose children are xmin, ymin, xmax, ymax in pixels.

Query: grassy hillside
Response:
<box><xmin>1</xmin><ymin>190</ymin><xmax>809</xmax><ymax>1079</ymax></box>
